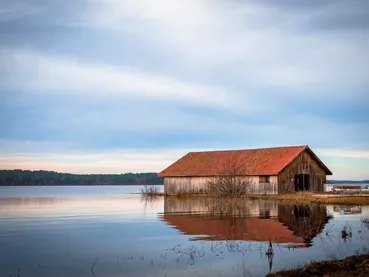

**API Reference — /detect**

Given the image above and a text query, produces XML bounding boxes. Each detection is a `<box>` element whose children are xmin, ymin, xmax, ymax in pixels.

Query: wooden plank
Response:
<box><xmin>278</xmin><ymin>150</ymin><xmax>326</xmax><ymax>193</ymax></box>
<box><xmin>164</xmin><ymin>175</ymin><xmax>278</xmax><ymax>195</ymax></box>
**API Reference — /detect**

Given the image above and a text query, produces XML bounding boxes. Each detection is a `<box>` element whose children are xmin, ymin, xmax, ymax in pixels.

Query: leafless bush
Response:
<box><xmin>140</xmin><ymin>184</ymin><xmax>160</xmax><ymax>196</ymax></box>
<box><xmin>207</xmin><ymin>157</ymin><xmax>252</xmax><ymax>197</ymax></box>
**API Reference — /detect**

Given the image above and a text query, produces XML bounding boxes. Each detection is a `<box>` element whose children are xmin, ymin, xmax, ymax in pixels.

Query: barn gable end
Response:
<box><xmin>278</xmin><ymin>148</ymin><xmax>331</xmax><ymax>193</ymax></box>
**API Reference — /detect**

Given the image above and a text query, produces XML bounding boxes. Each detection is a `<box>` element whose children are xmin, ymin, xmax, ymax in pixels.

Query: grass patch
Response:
<box><xmin>266</xmin><ymin>253</ymin><xmax>369</xmax><ymax>277</ymax></box>
<box><xmin>151</xmin><ymin>190</ymin><xmax>369</xmax><ymax>205</ymax></box>
<box><xmin>247</xmin><ymin>192</ymin><xmax>369</xmax><ymax>205</ymax></box>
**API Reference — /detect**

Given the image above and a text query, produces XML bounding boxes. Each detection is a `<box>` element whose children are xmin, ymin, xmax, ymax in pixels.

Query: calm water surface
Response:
<box><xmin>0</xmin><ymin>186</ymin><xmax>368</xmax><ymax>277</ymax></box>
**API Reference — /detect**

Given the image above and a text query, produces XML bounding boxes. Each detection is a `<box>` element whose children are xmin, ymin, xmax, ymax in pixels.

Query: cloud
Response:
<box><xmin>1</xmin><ymin>144</ymin><xmax>369</xmax><ymax>179</ymax></box>
<box><xmin>316</xmin><ymin>149</ymin><xmax>369</xmax><ymax>159</ymax></box>
<box><xmin>77</xmin><ymin>0</ymin><xmax>369</xmax><ymax>94</ymax></box>
<box><xmin>0</xmin><ymin>1</ymin><xmax>41</xmax><ymax>22</ymax></box>
<box><xmin>0</xmin><ymin>147</ymin><xmax>191</xmax><ymax>174</ymax></box>
<box><xmin>2</xmin><ymin>1</ymin><xmax>369</xmax><ymax>95</ymax></box>
<box><xmin>0</xmin><ymin>0</ymin><xmax>368</xmax><ymax>179</ymax></box>
<box><xmin>1</xmin><ymin>90</ymin><xmax>368</xmax><ymax>152</ymax></box>
<box><xmin>0</xmin><ymin>48</ymin><xmax>245</xmax><ymax>110</ymax></box>
<box><xmin>2</xmin><ymin>1</ymin><xmax>369</xmax><ymax>102</ymax></box>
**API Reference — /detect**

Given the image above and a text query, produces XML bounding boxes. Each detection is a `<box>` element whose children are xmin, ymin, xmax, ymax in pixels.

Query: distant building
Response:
<box><xmin>158</xmin><ymin>145</ymin><xmax>332</xmax><ymax>195</ymax></box>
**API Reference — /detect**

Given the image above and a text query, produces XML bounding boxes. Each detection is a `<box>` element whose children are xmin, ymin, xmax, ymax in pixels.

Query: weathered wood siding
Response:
<box><xmin>164</xmin><ymin>175</ymin><xmax>278</xmax><ymax>195</ymax></box>
<box><xmin>164</xmin><ymin>177</ymin><xmax>209</xmax><ymax>194</ymax></box>
<box><xmin>278</xmin><ymin>150</ymin><xmax>327</xmax><ymax>193</ymax></box>
<box><xmin>254</xmin><ymin>175</ymin><xmax>278</xmax><ymax>195</ymax></box>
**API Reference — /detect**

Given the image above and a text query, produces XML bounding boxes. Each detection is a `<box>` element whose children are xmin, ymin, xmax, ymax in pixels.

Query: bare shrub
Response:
<box><xmin>207</xmin><ymin>156</ymin><xmax>252</xmax><ymax>197</ymax></box>
<box><xmin>140</xmin><ymin>184</ymin><xmax>160</xmax><ymax>196</ymax></box>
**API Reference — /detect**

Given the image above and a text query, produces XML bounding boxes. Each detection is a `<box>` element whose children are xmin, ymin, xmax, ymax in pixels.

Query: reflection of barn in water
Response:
<box><xmin>161</xmin><ymin>198</ymin><xmax>331</xmax><ymax>247</ymax></box>
<box><xmin>277</xmin><ymin>203</ymin><xmax>330</xmax><ymax>245</ymax></box>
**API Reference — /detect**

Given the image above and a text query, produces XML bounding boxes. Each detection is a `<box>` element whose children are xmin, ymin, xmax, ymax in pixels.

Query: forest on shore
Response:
<box><xmin>0</xmin><ymin>170</ymin><xmax>163</xmax><ymax>186</ymax></box>
<box><xmin>0</xmin><ymin>169</ymin><xmax>367</xmax><ymax>187</ymax></box>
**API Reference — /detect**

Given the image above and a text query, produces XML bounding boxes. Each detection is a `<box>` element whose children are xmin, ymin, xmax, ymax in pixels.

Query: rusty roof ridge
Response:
<box><xmin>186</xmin><ymin>145</ymin><xmax>308</xmax><ymax>154</ymax></box>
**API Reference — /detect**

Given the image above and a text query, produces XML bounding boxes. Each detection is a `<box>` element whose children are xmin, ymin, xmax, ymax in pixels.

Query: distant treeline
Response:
<box><xmin>327</xmin><ymin>180</ymin><xmax>369</xmax><ymax>184</ymax></box>
<box><xmin>1</xmin><ymin>170</ymin><xmax>367</xmax><ymax>186</ymax></box>
<box><xmin>0</xmin><ymin>170</ymin><xmax>163</xmax><ymax>186</ymax></box>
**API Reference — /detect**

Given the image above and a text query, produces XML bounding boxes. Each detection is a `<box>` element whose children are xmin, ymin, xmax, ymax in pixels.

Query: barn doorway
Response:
<box><xmin>294</xmin><ymin>174</ymin><xmax>310</xmax><ymax>191</ymax></box>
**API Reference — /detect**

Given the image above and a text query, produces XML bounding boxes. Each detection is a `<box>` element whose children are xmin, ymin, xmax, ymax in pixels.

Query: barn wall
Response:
<box><xmin>164</xmin><ymin>175</ymin><xmax>278</xmax><ymax>195</ymax></box>
<box><xmin>164</xmin><ymin>177</ymin><xmax>209</xmax><ymax>194</ymax></box>
<box><xmin>278</xmin><ymin>150</ymin><xmax>327</xmax><ymax>193</ymax></box>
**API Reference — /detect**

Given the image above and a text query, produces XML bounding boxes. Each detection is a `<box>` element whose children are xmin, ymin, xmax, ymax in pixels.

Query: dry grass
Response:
<box><xmin>141</xmin><ymin>189</ymin><xmax>369</xmax><ymax>205</ymax></box>
<box><xmin>247</xmin><ymin>192</ymin><xmax>369</xmax><ymax>205</ymax></box>
<box><xmin>267</xmin><ymin>254</ymin><xmax>369</xmax><ymax>277</ymax></box>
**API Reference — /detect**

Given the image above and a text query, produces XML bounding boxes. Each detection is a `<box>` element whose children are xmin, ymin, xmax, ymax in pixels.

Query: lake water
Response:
<box><xmin>0</xmin><ymin>186</ymin><xmax>368</xmax><ymax>277</ymax></box>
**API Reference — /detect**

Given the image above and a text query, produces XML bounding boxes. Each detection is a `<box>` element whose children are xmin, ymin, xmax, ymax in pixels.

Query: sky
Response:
<box><xmin>0</xmin><ymin>0</ymin><xmax>368</xmax><ymax>180</ymax></box>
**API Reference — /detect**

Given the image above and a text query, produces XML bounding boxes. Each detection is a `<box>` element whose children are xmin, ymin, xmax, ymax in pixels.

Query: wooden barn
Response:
<box><xmin>158</xmin><ymin>145</ymin><xmax>332</xmax><ymax>195</ymax></box>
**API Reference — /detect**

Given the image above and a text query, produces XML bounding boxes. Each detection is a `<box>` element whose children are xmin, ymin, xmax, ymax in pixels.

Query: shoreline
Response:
<box><xmin>266</xmin><ymin>253</ymin><xmax>369</xmax><ymax>277</ymax></box>
<box><xmin>141</xmin><ymin>192</ymin><xmax>369</xmax><ymax>205</ymax></box>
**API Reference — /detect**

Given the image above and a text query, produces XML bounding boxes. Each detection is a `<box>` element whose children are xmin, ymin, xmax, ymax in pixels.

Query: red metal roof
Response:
<box><xmin>158</xmin><ymin>145</ymin><xmax>331</xmax><ymax>177</ymax></box>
